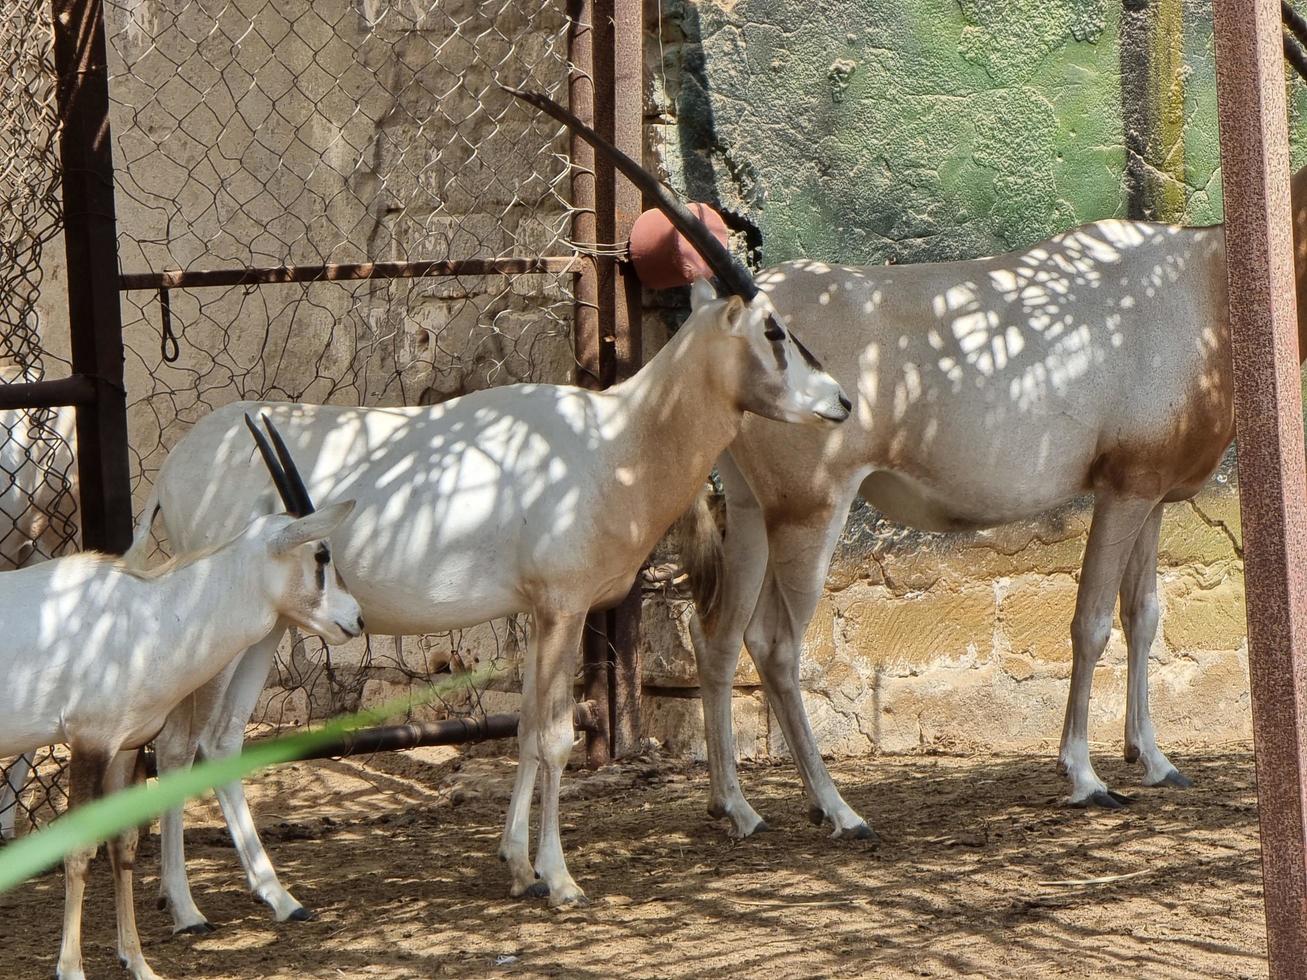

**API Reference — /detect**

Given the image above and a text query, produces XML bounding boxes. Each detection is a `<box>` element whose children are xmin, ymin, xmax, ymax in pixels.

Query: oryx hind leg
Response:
<box><xmin>692</xmin><ymin>454</ymin><xmax>772</xmax><ymax>839</ymax></box>
<box><xmin>1119</xmin><ymin>502</ymin><xmax>1191</xmax><ymax>789</ymax></box>
<box><xmin>745</xmin><ymin>482</ymin><xmax>872</xmax><ymax>840</ymax></box>
<box><xmin>1059</xmin><ymin>493</ymin><xmax>1162</xmax><ymax>808</ymax></box>
<box><xmin>0</xmin><ymin>753</ymin><xmax>32</xmax><ymax>840</ymax></box>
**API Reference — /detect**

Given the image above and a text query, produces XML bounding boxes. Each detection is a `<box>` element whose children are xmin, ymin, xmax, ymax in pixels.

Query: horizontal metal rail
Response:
<box><xmin>140</xmin><ymin>702</ymin><xmax>601</xmax><ymax>777</ymax></box>
<box><xmin>119</xmin><ymin>256</ymin><xmax>579</xmax><ymax>292</ymax></box>
<box><xmin>0</xmin><ymin>374</ymin><xmax>99</xmax><ymax>410</ymax></box>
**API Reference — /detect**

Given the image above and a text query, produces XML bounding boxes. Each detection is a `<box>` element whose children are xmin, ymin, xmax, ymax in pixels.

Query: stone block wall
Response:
<box><xmin>636</xmin><ymin>0</ymin><xmax>1283</xmax><ymax>759</ymax></box>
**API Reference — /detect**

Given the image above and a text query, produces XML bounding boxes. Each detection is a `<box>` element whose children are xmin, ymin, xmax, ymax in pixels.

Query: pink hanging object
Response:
<box><xmin>628</xmin><ymin>203</ymin><xmax>731</xmax><ymax>289</ymax></box>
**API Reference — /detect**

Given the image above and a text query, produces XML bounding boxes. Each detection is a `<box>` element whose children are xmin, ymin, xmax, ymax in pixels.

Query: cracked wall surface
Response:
<box><xmin>638</xmin><ymin>0</ymin><xmax>1295</xmax><ymax>761</ymax></box>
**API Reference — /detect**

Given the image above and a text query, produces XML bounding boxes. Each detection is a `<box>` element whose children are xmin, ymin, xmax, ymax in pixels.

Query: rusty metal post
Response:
<box><xmin>591</xmin><ymin>0</ymin><xmax>645</xmax><ymax>761</ymax></box>
<box><xmin>1213</xmin><ymin>0</ymin><xmax>1307</xmax><ymax>972</ymax></box>
<box><xmin>605</xmin><ymin>0</ymin><xmax>645</xmax><ymax>758</ymax></box>
<box><xmin>51</xmin><ymin>0</ymin><xmax>133</xmax><ymax>553</ymax></box>
<box><xmin>569</xmin><ymin>0</ymin><xmax>612</xmax><ymax>767</ymax></box>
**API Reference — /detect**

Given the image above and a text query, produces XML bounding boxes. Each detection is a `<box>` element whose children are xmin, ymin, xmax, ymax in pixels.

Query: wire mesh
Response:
<box><xmin>0</xmin><ymin>0</ymin><xmax>79</xmax><ymax>840</ymax></box>
<box><xmin>112</xmin><ymin>0</ymin><xmax>580</xmax><ymax>724</ymax></box>
<box><xmin>3</xmin><ymin>0</ymin><xmax>584</xmax><ymax>836</ymax></box>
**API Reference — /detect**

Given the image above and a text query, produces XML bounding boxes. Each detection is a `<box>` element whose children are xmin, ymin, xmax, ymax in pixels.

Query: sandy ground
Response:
<box><xmin>0</xmin><ymin>744</ymin><xmax>1268</xmax><ymax>979</ymax></box>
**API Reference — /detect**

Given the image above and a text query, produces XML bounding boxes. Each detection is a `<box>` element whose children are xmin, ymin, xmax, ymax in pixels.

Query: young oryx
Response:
<box><xmin>0</xmin><ymin>415</ymin><xmax>360</xmax><ymax>980</ymax></box>
<box><xmin>0</xmin><ymin>368</ymin><xmax>78</xmax><ymax>840</ymax></box>
<box><xmin>676</xmin><ymin>165</ymin><xmax>1307</xmax><ymax>839</ymax></box>
<box><xmin>132</xmin><ymin>90</ymin><xmax>850</xmax><ymax>925</ymax></box>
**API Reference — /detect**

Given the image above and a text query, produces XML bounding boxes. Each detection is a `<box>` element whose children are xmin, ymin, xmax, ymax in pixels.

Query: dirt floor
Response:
<box><xmin>0</xmin><ymin>744</ymin><xmax>1269</xmax><ymax>979</ymax></box>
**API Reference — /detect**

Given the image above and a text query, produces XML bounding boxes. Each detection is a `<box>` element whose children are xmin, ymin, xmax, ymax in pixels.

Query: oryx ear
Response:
<box><xmin>689</xmin><ymin>277</ymin><xmax>718</xmax><ymax>312</ymax></box>
<box><xmin>721</xmin><ymin>294</ymin><xmax>749</xmax><ymax>335</ymax></box>
<box><xmin>269</xmin><ymin>500</ymin><xmax>356</xmax><ymax>555</ymax></box>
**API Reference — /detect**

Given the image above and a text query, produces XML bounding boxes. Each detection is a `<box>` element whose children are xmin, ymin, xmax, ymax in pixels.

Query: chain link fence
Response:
<box><xmin>0</xmin><ymin>0</ymin><xmax>78</xmax><ymax>841</ymax></box>
<box><xmin>2</xmin><ymin>0</ymin><xmax>586</xmax><ymax>836</ymax></box>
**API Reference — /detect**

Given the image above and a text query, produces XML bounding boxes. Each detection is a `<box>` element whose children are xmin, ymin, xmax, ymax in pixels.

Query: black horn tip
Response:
<box><xmin>259</xmin><ymin>412</ymin><xmax>315</xmax><ymax>517</ymax></box>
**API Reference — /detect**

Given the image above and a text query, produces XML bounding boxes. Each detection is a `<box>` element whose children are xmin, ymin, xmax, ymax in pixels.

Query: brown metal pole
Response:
<box><xmin>0</xmin><ymin>375</ymin><xmax>99</xmax><ymax>411</ymax></box>
<box><xmin>605</xmin><ymin>0</ymin><xmax>645</xmax><ymax>759</ymax></box>
<box><xmin>570</xmin><ymin>0</ymin><xmax>612</xmax><ymax>767</ymax></box>
<box><xmin>51</xmin><ymin>0</ymin><xmax>133</xmax><ymax>554</ymax></box>
<box><xmin>1212</xmin><ymin>0</ymin><xmax>1307</xmax><ymax>973</ymax></box>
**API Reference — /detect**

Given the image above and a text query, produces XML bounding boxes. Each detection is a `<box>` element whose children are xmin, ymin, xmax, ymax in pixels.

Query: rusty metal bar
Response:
<box><xmin>118</xmin><ymin>256</ymin><xmax>577</xmax><ymax>292</ymax></box>
<box><xmin>140</xmin><ymin>703</ymin><xmax>602</xmax><ymax>776</ymax></box>
<box><xmin>569</xmin><ymin>0</ymin><xmax>602</xmax><ymax>392</ymax></box>
<box><xmin>51</xmin><ymin>0</ymin><xmax>133</xmax><ymax>554</ymax></box>
<box><xmin>605</xmin><ymin>0</ymin><xmax>646</xmax><ymax>759</ymax></box>
<box><xmin>0</xmin><ymin>375</ymin><xmax>98</xmax><ymax>410</ymax></box>
<box><xmin>1213</xmin><ymin>0</ymin><xmax>1307</xmax><ymax>973</ymax></box>
<box><xmin>570</xmin><ymin>0</ymin><xmax>612</xmax><ymax>768</ymax></box>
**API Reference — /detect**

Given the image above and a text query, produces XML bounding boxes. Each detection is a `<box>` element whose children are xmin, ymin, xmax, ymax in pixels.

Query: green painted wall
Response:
<box><xmin>658</xmin><ymin>0</ymin><xmax>1307</xmax><ymax>267</ymax></box>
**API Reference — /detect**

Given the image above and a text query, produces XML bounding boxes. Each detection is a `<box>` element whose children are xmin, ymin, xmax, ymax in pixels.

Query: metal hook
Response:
<box><xmin>158</xmin><ymin>287</ymin><xmax>179</xmax><ymax>363</ymax></box>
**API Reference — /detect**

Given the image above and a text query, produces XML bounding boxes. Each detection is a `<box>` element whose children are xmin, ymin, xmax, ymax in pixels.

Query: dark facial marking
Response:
<box><xmin>762</xmin><ymin>314</ymin><xmax>789</xmax><ymax>371</ymax></box>
<box><xmin>789</xmin><ymin>330</ymin><xmax>825</xmax><ymax>371</ymax></box>
<box><xmin>314</xmin><ymin>544</ymin><xmax>330</xmax><ymax>590</ymax></box>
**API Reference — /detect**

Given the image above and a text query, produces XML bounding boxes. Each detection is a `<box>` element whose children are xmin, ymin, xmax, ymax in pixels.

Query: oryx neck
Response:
<box><xmin>138</xmin><ymin>534</ymin><xmax>277</xmax><ymax>653</ymax></box>
<box><xmin>609</xmin><ymin>318</ymin><xmax>745</xmax><ymax>484</ymax></box>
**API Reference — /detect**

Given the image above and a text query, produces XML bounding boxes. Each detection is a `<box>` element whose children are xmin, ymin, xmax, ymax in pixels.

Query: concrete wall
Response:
<box><xmin>636</xmin><ymin>0</ymin><xmax>1292</xmax><ymax>758</ymax></box>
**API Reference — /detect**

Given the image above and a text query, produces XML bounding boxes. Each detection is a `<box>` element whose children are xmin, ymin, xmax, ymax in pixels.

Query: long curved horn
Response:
<box><xmin>259</xmin><ymin>413</ymin><xmax>315</xmax><ymax>516</ymax></box>
<box><xmin>500</xmin><ymin>83</ymin><xmax>759</xmax><ymax>300</ymax></box>
<box><xmin>244</xmin><ymin>412</ymin><xmax>305</xmax><ymax>516</ymax></box>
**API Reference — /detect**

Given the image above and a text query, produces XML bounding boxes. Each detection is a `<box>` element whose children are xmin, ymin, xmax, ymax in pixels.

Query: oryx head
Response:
<box><xmin>244</xmin><ymin>413</ymin><xmax>364</xmax><ymax>644</ymax></box>
<box><xmin>502</xmin><ymin>85</ymin><xmax>851</xmax><ymax>426</ymax></box>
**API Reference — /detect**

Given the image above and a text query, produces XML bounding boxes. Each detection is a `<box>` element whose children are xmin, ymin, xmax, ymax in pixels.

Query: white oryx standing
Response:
<box><xmin>0</xmin><ymin>365</ymin><xmax>78</xmax><ymax>841</ymax></box>
<box><xmin>134</xmin><ymin>89</ymin><xmax>850</xmax><ymax>927</ymax></box>
<box><xmin>0</xmin><ymin>415</ymin><xmax>361</xmax><ymax>980</ymax></box>
<box><xmin>676</xmin><ymin>168</ymin><xmax>1307</xmax><ymax>839</ymax></box>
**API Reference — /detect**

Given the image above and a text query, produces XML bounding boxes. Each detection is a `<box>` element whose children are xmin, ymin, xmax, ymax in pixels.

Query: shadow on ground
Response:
<box><xmin>0</xmin><ymin>747</ymin><xmax>1266</xmax><ymax>979</ymax></box>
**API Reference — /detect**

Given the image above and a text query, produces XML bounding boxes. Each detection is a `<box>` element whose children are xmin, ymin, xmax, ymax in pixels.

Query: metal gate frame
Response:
<box><xmin>0</xmin><ymin>0</ymin><xmax>646</xmax><ymax>767</ymax></box>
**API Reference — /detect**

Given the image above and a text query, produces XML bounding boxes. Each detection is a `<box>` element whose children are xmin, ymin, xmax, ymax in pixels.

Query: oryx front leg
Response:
<box><xmin>745</xmin><ymin>498</ymin><xmax>872</xmax><ymax>840</ymax></box>
<box><xmin>1120</xmin><ymin>503</ymin><xmax>1191</xmax><ymax>790</ymax></box>
<box><xmin>205</xmin><ymin>631</ymin><xmax>311</xmax><ymax>922</ymax></box>
<box><xmin>500</xmin><ymin>637</ymin><xmax>541</xmax><ymax>897</ymax></box>
<box><xmin>155</xmin><ymin>708</ymin><xmax>211</xmax><ymax>934</ymax></box>
<box><xmin>1058</xmin><ymin>494</ymin><xmax>1160</xmax><ymax>808</ymax></box>
<box><xmin>694</xmin><ymin>458</ymin><xmax>770</xmax><ymax>838</ymax></box>
<box><xmin>105</xmin><ymin>749</ymin><xmax>161</xmax><ymax>980</ymax></box>
<box><xmin>521</xmin><ymin>608</ymin><xmax>587</xmax><ymax>907</ymax></box>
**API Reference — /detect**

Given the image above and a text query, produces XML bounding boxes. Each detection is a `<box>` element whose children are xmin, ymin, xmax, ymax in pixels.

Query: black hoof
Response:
<box><xmin>1154</xmin><ymin>769</ymin><xmax>1193</xmax><ymax>790</ymax></box>
<box><xmin>175</xmin><ymin>921</ymin><xmax>215</xmax><ymax>936</ymax></box>
<box><xmin>287</xmin><ymin>906</ymin><xmax>316</xmax><ymax>922</ymax></box>
<box><xmin>837</xmin><ymin>821</ymin><xmax>878</xmax><ymax>842</ymax></box>
<box><xmin>1079</xmin><ymin>789</ymin><xmax>1132</xmax><ymax>810</ymax></box>
<box><xmin>750</xmin><ymin>819</ymin><xmax>770</xmax><ymax>835</ymax></box>
<box><xmin>524</xmin><ymin>880</ymin><xmax>551</xmax><ymax>899</ymax></box>
<box><xmin>807</xmin><ymin>806</ymin><xmax>826</xmax><ymax>827</ymax></box>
